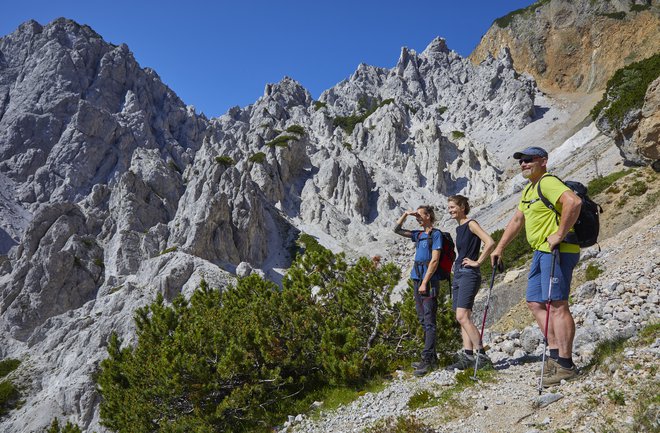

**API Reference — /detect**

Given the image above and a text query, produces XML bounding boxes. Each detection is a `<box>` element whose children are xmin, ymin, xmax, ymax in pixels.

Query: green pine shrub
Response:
<box><xmin>46</xmin><ymin>419</ymin><xmax>83</xmax><ymax>433</ymax></box>
<box><xmin>0</xmin><ymin>380</ymin><xmax>19</xmax><ymax>417</ymax></box>
<box><xmin>0</xmin><ymin>359</ymin><xmax>20</xmax><ymax>379</ymax></box>
<box><xmin>333</xmin><ymin>98</ymin><xmax>395</xmax><ymax>134</ymax></box>
<box><xmin>265</xmin><ymin>135</ymin><xmax>295</xmax><ymax>148</ymax></box>
<box><xmin>437</xmin><ymin>106</ymin><xmax>448</xmax><ymax>115</ymax></box>
<box><xmin>333</xmin><ymin>115</ymin><xmax>364</xmax><ymax>135</ymax></box>
<box><xmin>97</xmin><ymin>246</ymin><xmax>457</xmax><ymax>432</ymax></box>
<box><xmin>451</xmin><ymin>131</ymin><xmax>465</xmax><ymax>139</ymax></box>
<box><xmin>0</xmin><ymin>359</ymin><xmax>20</xmax><ymax>416</ymax></box>
<box><xmin>214</xmin><ymin>155</ymin><xmax>235</xmax><ymax>167</ymax></box>
<box><xmin>590</xmin><ymin>53</ymin><xmax>660</xmax><ymax>128</ymax></box>
<box><xmin>285</xmin><ymin>125</ymin><xmax>305</xmax><ymax>136</ymax></box>
<box><xmin>248</xmin><ymin>152</ymin><xmax>266</xmax><ymax>164</ymax></box>
<box><xmin>296</xmin><ymin>233</ymin><xmax>330</xmax><ymax>256</ymax></box>
<box><xmin>313</xmin><ymin>101</ymin><xmax>327</xmax><ymax>111</ymax></box>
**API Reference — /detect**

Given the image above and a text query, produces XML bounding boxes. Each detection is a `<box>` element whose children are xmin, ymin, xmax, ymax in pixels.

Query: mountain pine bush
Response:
<box><xmin>97</xmin><ymin>246</ymin><xmax>460</xmax><ymax>432</ymax></box>
<box><xmin>590</xmin><ymin>53</ymin><xmax>660</xmax><ymax>128</ymax></box>
<box><xmin>46</xmin><ymin>419</ymin><xmax>83</xmax><ymax>433</ymax></box>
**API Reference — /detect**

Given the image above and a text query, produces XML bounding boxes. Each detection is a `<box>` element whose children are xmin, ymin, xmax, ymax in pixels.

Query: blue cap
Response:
<box><xmin>513</xmin><ymin>146</ymin><xmax>548</xmax><ymax>159</ymax></box>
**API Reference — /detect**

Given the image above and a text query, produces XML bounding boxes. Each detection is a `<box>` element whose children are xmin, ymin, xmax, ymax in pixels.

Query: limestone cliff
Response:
<box><xmin>470</xmin><ymin>0</ymin><xmax>660</xmax><ymax>93</ymax></box>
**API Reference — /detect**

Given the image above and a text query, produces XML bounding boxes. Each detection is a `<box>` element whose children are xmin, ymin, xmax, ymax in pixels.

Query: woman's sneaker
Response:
<box><xmin>445</xmin><ymin>350</ymin><xmax>474</xmax><ymax>371</ymax></box>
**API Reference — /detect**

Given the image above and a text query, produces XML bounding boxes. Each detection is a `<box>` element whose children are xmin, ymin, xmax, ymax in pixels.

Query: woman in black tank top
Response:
<box><xmin>445</xmin><ymin>195</ymin><xmax>496</xmax><ymax>371</ymax></box>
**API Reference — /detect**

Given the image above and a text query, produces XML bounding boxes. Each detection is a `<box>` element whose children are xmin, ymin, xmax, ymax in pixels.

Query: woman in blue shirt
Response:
<box><xmin>394</xmin><ymin>205</ymin><xmax>442</xmax><ymax>376</ymax></box>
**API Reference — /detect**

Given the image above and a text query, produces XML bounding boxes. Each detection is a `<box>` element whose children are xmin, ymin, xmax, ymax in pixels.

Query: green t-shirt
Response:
<box><xmin>518</xmin><ymin>174</ymin><xmax>580</xmax><ymax>254</ymax></box>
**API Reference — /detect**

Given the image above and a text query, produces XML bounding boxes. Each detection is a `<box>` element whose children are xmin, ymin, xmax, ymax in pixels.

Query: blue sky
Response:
<box><xmin>2</xmin><ymin>1</ymin><xmax>536</xmax><ymax>118</ymax></box>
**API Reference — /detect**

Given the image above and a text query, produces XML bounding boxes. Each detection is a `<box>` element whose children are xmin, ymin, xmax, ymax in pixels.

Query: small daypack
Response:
<box><xmin>535</xmin><ymin>175</ymin><xmax>603</xmax><ymax>248</ymax></box>
<box><xmin>414</xmin><ymin>229</ymin><xmax>456</xmax><ymax>281</ymax></box>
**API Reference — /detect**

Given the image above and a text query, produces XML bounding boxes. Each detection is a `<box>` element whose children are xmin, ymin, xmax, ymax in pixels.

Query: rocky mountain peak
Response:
<box><xmin>422</xmin><ymin>36</ymin><xmax>450</xmax><ymax>56</ymax></box>
<box><xmin>263</xmin><ymin>76</ymin><xmax>312</xmax><ymax>108</ymax></box>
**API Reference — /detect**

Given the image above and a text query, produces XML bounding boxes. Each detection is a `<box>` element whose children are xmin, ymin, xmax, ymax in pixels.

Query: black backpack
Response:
<box><xmin>414</xmin><ymin>229</ymin><xmax>456</xmax><ymax>281</ymax></box>
<box><xmin>535</xmin><ymin>175</ymin><xmax>603</xmax><ymax>248</ymax></box>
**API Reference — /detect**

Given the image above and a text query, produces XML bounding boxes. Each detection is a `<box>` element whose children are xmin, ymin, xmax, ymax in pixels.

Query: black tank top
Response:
<box><xmin>455</xmin><ymin>220</ymin><xmax>481</xmax><ymax>266</ymax></box>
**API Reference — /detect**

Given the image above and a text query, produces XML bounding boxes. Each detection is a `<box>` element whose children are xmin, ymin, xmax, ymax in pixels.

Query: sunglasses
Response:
<box><xmin>518</xmin><ymin>156</ymin><xmax>538</xmax><ymax>164</ymax></box>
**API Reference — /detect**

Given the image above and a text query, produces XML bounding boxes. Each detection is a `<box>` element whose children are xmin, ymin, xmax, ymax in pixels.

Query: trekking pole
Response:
<box><xmin>472</xmin><ymin>257</ymin><xmax>502</xmax><ymax>380</ymax></box>
<box><xmin>538</xmin><ymin>248</ymin><xmax>559</xmax><ymax>395</ymax></box>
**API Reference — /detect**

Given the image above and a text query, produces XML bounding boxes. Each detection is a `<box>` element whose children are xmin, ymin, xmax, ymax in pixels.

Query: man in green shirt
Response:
<box><xmin>492</xmin><ymin>147</ymin><xmax>582</xmax><ymax>386</ymax></box>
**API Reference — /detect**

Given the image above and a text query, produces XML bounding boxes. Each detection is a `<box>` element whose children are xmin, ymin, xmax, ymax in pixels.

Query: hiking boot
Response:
<box><xmin>474</xmin><ymin>352</ymin><xmax>493</xmax><ymax>370</ymax></box>
<box><xmin>537</xmin><ymin>357</ymin><xmax>559</xmax><ymax>378</ymax></box>
<box><xmin>411</xmin><ymin>360</ymin><xmax>424</xmax><ymax>369</ymax></box>
<box><xmin>542</xmin><ymin>364</ymin><xmax>578</xmax><ymax>387</ymax></box>
<box><xmin>413</xmin><ymin>360</ymin><xmax>437</xmax><ymax>377</ymax></box>
<box><xmin>445</xmin><ymin>351</ymin><xmax>474</xmax><ymax>371</ymax></box>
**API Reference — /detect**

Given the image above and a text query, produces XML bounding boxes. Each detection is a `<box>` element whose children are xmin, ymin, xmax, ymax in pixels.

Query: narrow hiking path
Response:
<box><xmin>287</xmin><ymin>172</ymin><xmax>660</xmax><ymax>433</ymax></box>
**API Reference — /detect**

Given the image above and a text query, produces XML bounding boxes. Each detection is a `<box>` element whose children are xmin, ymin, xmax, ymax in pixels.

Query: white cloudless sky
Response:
<box><xmin>1</xmin><ymin>0</ymin><xmax>536</xmax><ymax>118</ymax></box>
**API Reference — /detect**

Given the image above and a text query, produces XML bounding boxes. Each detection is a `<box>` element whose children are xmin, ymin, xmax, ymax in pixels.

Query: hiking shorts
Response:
<box><xmin>452</xmin><ymin>265</ymin><xmax>481</xmax><ymax>310</ymax></box>
<box><xmin>527</xmin><ymin>250</ymin><xmax>580</xmax><ymax>302</ymax></box>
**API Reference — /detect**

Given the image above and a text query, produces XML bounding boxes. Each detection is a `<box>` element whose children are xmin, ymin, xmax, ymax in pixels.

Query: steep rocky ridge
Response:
<box><xmin>470</xmin><ymin>0</ymin><xmax>660</xmax><ymax>94</ymax></box>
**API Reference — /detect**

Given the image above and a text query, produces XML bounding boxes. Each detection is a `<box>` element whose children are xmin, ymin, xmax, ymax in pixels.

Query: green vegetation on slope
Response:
<box><xmin>97</xmin><ymin>244</ymin><xmax>460</xmax><ymax>432</ymax></box>
<box><xmin>590</xmin><ymin>53</ymin><xmax>660</xmax><ymax>128</ymax></box>
<box><xmin>333</xmin><ymin>98</ymin><xmax>395</xmax><ymax>134</ymax></box>
<box><xmin>494</xmin><ymin>0</ymin><xmax>551</xmax><ymax>28</ymax></box>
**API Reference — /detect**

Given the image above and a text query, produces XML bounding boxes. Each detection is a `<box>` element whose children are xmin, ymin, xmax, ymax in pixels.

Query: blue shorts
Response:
<box><xmin>526</xmin><ymin>250</ymin><xmax>580</xmax><ymax>302</ymax></box>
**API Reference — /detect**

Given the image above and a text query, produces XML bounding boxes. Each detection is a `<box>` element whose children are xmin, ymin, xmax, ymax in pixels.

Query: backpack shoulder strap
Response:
<box><xmin>537</xmin><ymin>174</ymin><xmax>562</xmax><ymax>223</ymax></box>
<box><xmin>522</xmin><ymin>181</ymin><xmax>535</xmax><ymax>198</ymax></box>
<box><xmin>427</xmin><ymin>228</ymin><xmax>439</xmax><ymax>257</ymax></box>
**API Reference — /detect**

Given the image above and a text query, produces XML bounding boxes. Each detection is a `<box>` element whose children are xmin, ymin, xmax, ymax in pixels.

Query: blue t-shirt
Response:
<box><xmin>410</xmin><ymin>229</ymin><xmax>443</xmax><ymax>281</ymax></box>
